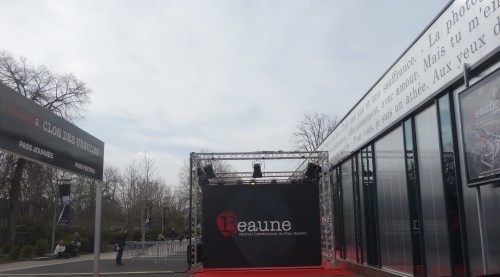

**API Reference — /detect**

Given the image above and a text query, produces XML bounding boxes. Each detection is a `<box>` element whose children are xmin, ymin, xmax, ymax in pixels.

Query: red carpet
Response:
<box><xmin>192</xmin><ymin>264</ymin><xmax>356</xmax><ymax>277</ymax></box>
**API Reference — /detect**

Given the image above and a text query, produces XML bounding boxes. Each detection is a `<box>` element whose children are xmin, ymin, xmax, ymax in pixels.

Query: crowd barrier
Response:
<box><xmin>121</xmin><ymin>240</ymin><xmax>189</xmax><ymax>265</ymax></box>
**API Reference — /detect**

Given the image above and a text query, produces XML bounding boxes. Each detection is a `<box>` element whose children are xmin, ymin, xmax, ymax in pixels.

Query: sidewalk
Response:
<box><xmin>0</xmin><ymin>251</ymin><xmax>191</xmax><ymax>276</ymax></box>
<box><xmin>0</xmin><ymin>252</ymin><xmax>115</xmax><ymax>273</ymax></box>
<box><xmin>0</xmin><ymin>251</ymin><xmax>359</xmax><ymax>277</ymax></box>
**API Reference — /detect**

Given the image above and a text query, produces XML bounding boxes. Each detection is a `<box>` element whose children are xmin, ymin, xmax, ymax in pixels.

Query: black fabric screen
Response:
<box><xmin>202</xmin><ymin>182</ymin><xmax>322</xmax><ymax>268</ymax></box>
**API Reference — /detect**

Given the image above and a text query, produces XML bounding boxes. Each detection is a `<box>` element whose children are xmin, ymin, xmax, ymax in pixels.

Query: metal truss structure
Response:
<box><xmin>187</xmin><ymin>150</ymin><xmax>335</xmax><ymax>270</ymax></box>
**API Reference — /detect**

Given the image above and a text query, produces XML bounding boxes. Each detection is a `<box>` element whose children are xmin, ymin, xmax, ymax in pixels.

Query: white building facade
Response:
<box><xmin>318</xmin><ymin>1</ymin><xmax>500</xmax><ymax>276</ymax></box>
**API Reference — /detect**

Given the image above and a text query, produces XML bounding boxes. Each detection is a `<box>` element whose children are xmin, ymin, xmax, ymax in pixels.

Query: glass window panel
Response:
<box><xmin>375</xmin><ymin>126</ymin><xmax>413</xmax><ymax>274</ymax></box>
<box><xmin>342</xmin><ymin>159</ymin><xmax>356</xmax><ymax>261</ymax></box>
<box><xmin>415</xmin><ymin>104</ymin><xmax>452</xmax><ymax>276</ymax></box>
<box><xmin>331</xmin><ymin>167</ymin><xmax>342</xmax><ymax>259</ymax></box>
<box><xmin>358</xmin><ymin>153</ymin><xmax>367</xmax><ymax>264</ymax></box>
<box><xmin>404</xmin><ymin>119</ymin><xmax>423</xmax><ymax>276</ymax></box>
<box><xmin>361</xmin><ymin>145</ymin><xmax>380</xmax><ymax>266</ymax></box>
<box><xmin>481</xmin><ymin>184</ymin><xmax>500</xmax><ymax>274</ymax></box>
<box><xmin>438</xmin><ymin>94</ymin><xmax>466</xmax><ymax>275</ymax></box>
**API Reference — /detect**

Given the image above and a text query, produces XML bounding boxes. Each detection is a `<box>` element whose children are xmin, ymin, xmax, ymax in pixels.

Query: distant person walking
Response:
<box><xmin>115</xmin><ymin>228</ymin><xmax>128</xmax><ymax>266</ymax></box>
<box><xmin>73</xmin><ymin>232</ymin><xmax>81</xmax><ymax>256</ymax></box>
<box><xmin>170</xmin><ymin>228</ymin><xmax>176</xmax><ymax>242</ymax></box>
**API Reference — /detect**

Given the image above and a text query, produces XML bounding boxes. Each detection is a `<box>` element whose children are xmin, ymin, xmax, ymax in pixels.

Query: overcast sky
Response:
<box><xmin>0</xmin><ymin>0</ymin><xmax>450</xmax><ymax>184</ymax></box>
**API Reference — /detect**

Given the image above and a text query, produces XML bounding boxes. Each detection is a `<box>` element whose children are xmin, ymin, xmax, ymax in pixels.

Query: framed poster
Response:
<box><xmin>459</xmin><ymin>69</ymin><xmax>500</xmax><ymax>186</ymax></box>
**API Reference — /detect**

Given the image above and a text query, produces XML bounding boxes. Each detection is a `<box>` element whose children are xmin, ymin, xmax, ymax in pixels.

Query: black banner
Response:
<box><xmin>57</xmin><ymin>183</ymin><xmax>71</xmax><ymax>228</ymax></box>
<box><xmin>0</xmin><ymin>84</ymin><xmax>104</xmax><ymax>181</ymax></box>
<box><xmin>459</xmin><ymin>69</ymin><xmax>500</xmax><ymax>186</ymax></box>
<box><xmin>202</xmin><ymin>182</ymin><xmax>321</xmax><ymax>268</ymax></box>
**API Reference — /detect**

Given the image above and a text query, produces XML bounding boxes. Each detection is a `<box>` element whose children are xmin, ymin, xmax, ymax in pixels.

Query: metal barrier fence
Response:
<box><xmin>121</xmin><ymin>240</ymin><xmax>189</xmax><ymax>265</ymax></box>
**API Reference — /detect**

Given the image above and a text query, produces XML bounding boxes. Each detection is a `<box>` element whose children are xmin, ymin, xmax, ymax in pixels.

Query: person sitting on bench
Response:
<box><xmin>64</xmin><ymin>241</ymin><xmax>78</xmax><ymax>257</ymax></box>
<box><xmin>54</xmin><ymin>240</ymin><xmax>68</xmax><ymax>259</ymax></box>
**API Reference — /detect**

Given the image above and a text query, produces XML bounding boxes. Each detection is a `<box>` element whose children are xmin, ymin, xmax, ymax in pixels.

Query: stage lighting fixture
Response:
<box><xmin>252</xmin><ymin>163</ymin><xmax>262</xmax><ymax>178</ymax></box>
<box><xmin>197</xmin><ymin>166</ymin><xmax>208</xmax><ymax>185</ymax></box>
<box><xmin>203</xmin><ymin>164</ymin><xmax>217</xmax><ymax>179</ymax></box>
<box><xmin>196</xmin><ymin>167</ymin><xmax>204</xmax><ymax>177</ymax></box>
<box><xmin>305</xmin><ymin>162</ymin><xmax>322</xmax><ymax>179</ymax></box>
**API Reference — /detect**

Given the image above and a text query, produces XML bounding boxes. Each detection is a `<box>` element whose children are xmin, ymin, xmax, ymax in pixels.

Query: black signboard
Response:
<box><xmin>459</xmin><ymin>69</ymin><xmax>500</xmax><ymax>186</ymax></box>
<box><xmin>202</xmin><ymin>182</ymin><xmax>322</xmax><ymax>268</ymax></box>
<box><xmin>0</xmin><ymin>83</ymin><xmax>104</xmax><ymax>180</ymax></box>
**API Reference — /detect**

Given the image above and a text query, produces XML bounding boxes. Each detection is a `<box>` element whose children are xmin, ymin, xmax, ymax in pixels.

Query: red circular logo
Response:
<box><xmin>216</xmin><ymin>211</ymin><xmax>238</xmax><ymax>237</ymax></box>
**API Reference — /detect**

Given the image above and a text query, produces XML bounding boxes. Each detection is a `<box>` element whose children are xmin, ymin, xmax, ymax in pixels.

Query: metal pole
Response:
<box><xmin>476</xmin><ymin>186</ymin><xmax>489</xmax><ymax>275</ymax></box>
<box><xmin>188</xmin><ymin>153</ymin><xmax>193</xmax><ymax>268</ymax></box>
<box><xmin>51</xmin><ymin>194</ymin><xmax>57</xmax><ymax>253</ymax></box>
<box><xmin>93</xmin><ymin>183</ymin><xmax>103</xmax><ymax>277</ymax></box>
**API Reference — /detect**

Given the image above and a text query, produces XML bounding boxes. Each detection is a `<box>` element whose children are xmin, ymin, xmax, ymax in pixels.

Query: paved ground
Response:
<box><xmin>0</xmin><ymin>252</ymin><xmax>193</xmax><ymax>277</ymax></box>
<box><xmin>0</xmin><ymin>249</ymin><xmax>361</xmax><ymax>277</ymax></box>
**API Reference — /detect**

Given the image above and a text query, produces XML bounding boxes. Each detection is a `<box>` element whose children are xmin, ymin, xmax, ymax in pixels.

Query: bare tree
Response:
<box><xmin>290</xmin><ymin>111</ymin><xmax>338</xmax><ymax>151</ymax></box>
<box><xmin>0</xmin><ymin>51</ymin><xmax>90</xmax><ymax>121</ymax></box>
<box><xmin>21</xmin><ymin>163</ymin><xmax>52</xmax><ymax>225</ymax></box>
<box><xmin>70</xmin><ymin>176</ymin><xmax>94</xmax><ymax>226</ymax></box>
<box><xmin>0</xmin><ymin>154</ymin><xmax>15</xmax><ymax>198</ymax></box>
<box><xmin>118</xmin><ymin>161</ymin><xmax>141</xmax><ymax>229</ymax></box>
<box><xmin>102</xmin><ymin>165</ymin><xmax>121</xmax><ymax>205</ymax></box>
<box><xmin>138</xmin><ymin>153</ymin><xmax>160</xmax><ymax>242</ymax></box>
<box><xmin>0</xmin><ymin>51</ymin><xmax>91</xmax><ymax>242</ymax></box>
<box><xmin>115</xmin><ymin>154</ymin><xmax>168</xmax><ymax>240</ymax></box>
<box><xmin>177</xmin><ymin>160</ymin><xmax>191</xmax><ymax>212</ymax></box>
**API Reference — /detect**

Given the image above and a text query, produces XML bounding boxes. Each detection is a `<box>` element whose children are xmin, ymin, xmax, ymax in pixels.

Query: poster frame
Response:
<box><xmin>458</xmin><ymin>68</ymin><xmax>500</xmax><ymax>187</ymax></box>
